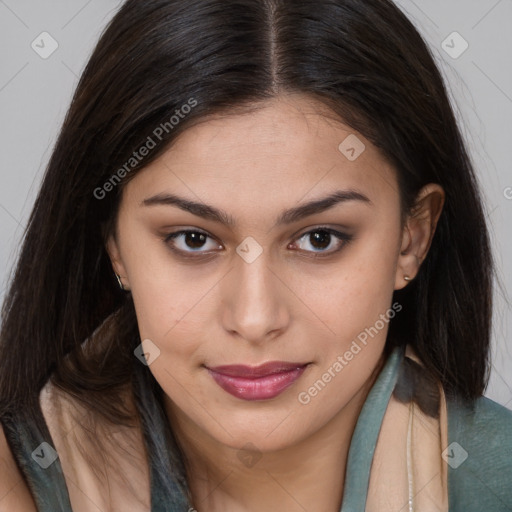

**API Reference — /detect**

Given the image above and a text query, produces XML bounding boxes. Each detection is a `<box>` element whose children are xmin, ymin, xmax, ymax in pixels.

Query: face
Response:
<box><xmin>107</xmin><ymin>94</ymin><xmax>440</xmax><ymax>455</ymax></box>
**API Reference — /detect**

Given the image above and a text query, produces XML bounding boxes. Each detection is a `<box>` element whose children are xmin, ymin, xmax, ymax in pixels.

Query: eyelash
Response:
<box><xmin>163</xmin><ymin>226</ymin><xmax>353</xmax><ymax>260</ymax></box>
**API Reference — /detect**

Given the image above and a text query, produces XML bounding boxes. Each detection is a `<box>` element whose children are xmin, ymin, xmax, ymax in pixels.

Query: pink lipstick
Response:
<box><xmin>207</xmin><ymin>361</ymin><xmax>309</xmax><ymax>401</ymax></box>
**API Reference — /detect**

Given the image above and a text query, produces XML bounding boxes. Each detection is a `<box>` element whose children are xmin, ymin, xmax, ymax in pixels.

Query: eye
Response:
<box><xmin>164</xmin><ymin>229</ymin><xmax>222</xmax><ymax>255</ymax></box>
<box><xmin>290</xmin><ymin>227</ymin><xmax>353</xmax><ymax>258</ymax></box>
<box><xmin>164</xmin><ymin>226</ymin><xmax>352</xmax><ymax>259</ymax></box>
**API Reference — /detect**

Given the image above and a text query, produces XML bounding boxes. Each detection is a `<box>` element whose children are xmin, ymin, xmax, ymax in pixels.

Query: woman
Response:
<box><xmin>0</xmin><ymin>0</ymin><xmax>511</xmax><ymax>510</ymax></box>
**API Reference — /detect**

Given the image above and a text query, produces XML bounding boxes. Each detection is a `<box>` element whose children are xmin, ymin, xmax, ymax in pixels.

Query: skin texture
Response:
<box><xmin>107</xmin><ymin>93</ymin><xmax>444</xmax><ymax>511</ymax></box>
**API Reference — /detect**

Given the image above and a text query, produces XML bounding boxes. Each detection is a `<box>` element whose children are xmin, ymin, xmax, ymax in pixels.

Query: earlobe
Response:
<box><xmin>106</xmin><ymin>234</ymin><xmax>130</xmax><ymax>291</ymax></box>
<box><xmin>395</xmin><ymin>226</ymin><xmax>418</xmax><ymax>290</ymax></box>
<box><xmin>394</xmin><ymin>183</ymin><xmax>445</xmax><ymax>290</ymax></box>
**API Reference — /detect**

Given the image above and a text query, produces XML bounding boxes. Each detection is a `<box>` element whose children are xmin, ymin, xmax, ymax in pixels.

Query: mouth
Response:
<box><xmin>206</xmin><ymin>361</ymin><xmax>311</xmax><ymax>401</ymax></box>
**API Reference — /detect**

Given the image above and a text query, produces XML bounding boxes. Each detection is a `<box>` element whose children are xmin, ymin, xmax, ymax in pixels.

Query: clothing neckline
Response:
<box><xmin>339</xmin><ymin>344</ymin><xmax>404</xmax><ymax>510</ymax></box>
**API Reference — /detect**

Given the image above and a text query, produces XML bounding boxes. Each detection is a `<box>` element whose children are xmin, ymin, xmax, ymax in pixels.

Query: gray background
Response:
<box><xmin>0</xmin><ymin>0</ymin><xmax>511</xmax><ymax>409</ymax></box>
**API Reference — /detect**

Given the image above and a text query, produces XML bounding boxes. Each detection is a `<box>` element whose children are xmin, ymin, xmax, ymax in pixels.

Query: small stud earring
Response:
<box><xmin>115</xmin><ymin>273</ymin><xmax>125</xmax><ymax>290</ymax></box>
<box><xmin>404</xmin><ymin>275</ymin><xmax>412</xmax><ymax>282</ymax></box>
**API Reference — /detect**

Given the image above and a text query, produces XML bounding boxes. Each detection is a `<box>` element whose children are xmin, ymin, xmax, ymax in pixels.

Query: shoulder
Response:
<box><xmin>1</xmin><ymin>377</ymin><xmax>151</xmax><ymax>511</ymax></box>
<box><xmin>0</xmin><ymin>420</ymin><xmax>38</xmax><ymax>511</ymax></box>
<box><xmin>39</xmin><ymin>377</ymin><xmax>151</xmax><ymax>511</ymax></box>
<box><xmin>446</xmin><ymin>393</ymin><xmax>512</xmax><ymax>511</ymax></box>
<box><xmin>446</xmin><ymin>393</ymin><xmax>512</xmax><ymax>452</ymax></box>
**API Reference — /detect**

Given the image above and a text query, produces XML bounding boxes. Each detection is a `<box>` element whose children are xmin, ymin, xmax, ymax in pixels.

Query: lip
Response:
<box><xmin>206</xmin><ymin>361</ymin><xmax>310</xmax><ymax>401</ymax></box>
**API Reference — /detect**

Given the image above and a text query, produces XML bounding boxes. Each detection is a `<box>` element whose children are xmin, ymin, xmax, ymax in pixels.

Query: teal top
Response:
<box><xmin>2</xmin><ymin>345</ymin><xmax>512</xmax><ymax>511</ymax></box>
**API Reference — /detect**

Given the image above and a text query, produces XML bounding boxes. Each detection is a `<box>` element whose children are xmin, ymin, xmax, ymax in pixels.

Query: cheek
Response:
<box><xmin>118</xmin><ymin>224</ymin><xmax>203</xmax><ymax>342</ymax></box>
<box><xmin>123</xmin><ymin>248</ymin><xmax>208</xmax><ymax>362</ymax></box>
<box><xmin>130</xmin><ymin>281</ymin><xmax>206</xmax><ymax>361</ymax></box>
<box><xmin>294</xmin><ymin>253</ymin><xmax>398</xmax><ymax>422</ymax></box>
<box><xmin>299</xmin><ymin>228</ymin><xmax>400</xmax><ymax>349</ymax></box>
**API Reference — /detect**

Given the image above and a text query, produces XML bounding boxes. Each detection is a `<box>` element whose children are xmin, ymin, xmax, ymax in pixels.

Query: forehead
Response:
<box><xmin>124</xmin><ymin>94</ymin><xmax>399</xmax><ymax>213</ymax></box>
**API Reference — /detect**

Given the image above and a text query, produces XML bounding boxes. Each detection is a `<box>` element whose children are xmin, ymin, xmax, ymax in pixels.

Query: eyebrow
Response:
<box><xmin>142</xmin><ymin>189</ymin><xmax>372</xmax><ymax>227</ymax></box>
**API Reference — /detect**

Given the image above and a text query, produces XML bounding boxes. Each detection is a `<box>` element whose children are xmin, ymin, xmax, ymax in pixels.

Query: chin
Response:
<box><xmin>203</xmin><ymin>410</ymin><xmax>313</xmax><ymax>454</ymax></box>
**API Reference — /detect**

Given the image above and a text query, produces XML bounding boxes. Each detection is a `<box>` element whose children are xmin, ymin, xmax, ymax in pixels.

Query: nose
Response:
<box><xmin>220</xmin><ymin>251</ymin><xmax>290</xmax><ymax>345</ymax></box>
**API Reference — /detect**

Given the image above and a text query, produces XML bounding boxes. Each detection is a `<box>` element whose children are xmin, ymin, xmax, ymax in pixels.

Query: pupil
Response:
<box><xmin>310</xmin><ymin>230</ymin><xmax>330</xmax><ymax>250</ymax></box>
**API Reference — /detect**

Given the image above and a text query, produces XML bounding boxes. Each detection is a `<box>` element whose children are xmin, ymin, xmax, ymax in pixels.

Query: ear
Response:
<box><xmin>106</xmin><ymin>233</ymin><xmax>130</xmax><ymax>291</ymax></box>
<box><xmin>395</xmin><ymin>183</ymin><xmax>445</xmax><ymax>290</ymax></box>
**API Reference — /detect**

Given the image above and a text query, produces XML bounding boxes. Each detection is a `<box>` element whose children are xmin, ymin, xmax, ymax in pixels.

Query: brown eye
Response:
<box><xmin>291</xmin><ymin>227</ymin><xmax>353</xmax><ymax>257</ymax></box>
<box><xmin>181</xmin><ymin>231</ymin><xmax>207</xmax><ymax>249</ymax></box>
<box><xmin>308</xmin><ymin>230</ymin><xmax>332</xmax><ymax>250</ymax></box>
<box><xmin>164</xmin><ymin>226</ymin><xmax>352</xmax><ymax>260</ymax></box>
<box><xmin>165</xmin><ymin>230</ymin><xmax>222</xmax><ymax>255</ymax></box>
